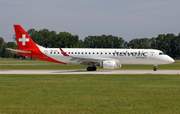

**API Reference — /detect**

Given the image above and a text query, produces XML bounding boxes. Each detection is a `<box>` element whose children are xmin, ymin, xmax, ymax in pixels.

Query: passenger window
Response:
<box><xmin>97</xmin><ymin>52</ymin><xmax>99</xmax><ymax>54</ymax></box>
<box><xmin>58</xmin><ymin>52</ymin><xmax>59</xmax><ymax>54</ymax></box>
<box><xmin>93</xmin><ymin>52</ymin><xmax>94</xmax><ymax>54</ymax></box>
<box><xmin>54</xmin><ymin>52</ymin><xmax>56</xmax><ymax>54</ymax></box>
<box><xmin>109</xmin><ymin>53</ymin><xmax>111</xmax><ymax>54</ymax></box>
<box><xmin>101</xmin><ymin>52</ymin><xmax>103</xmax><ymax>54</ymax></box>
<box><xmin>75</xmin><ymin>52</ymin><xmax>77</xmax><ymax>54</ymax></box>
<box><xmin>82</xmin><ymin>52</ymin><xmax>83</xmax><ymax>54</ymax></box>
<box><xmin>78</xmin><ymin>52</ymin><xmax>80</xmax><ymax>54</ymax></box>
<box><xmin>68</xmin><ymin>52</ymin><xmax>70</xmax><ymax>54</ymax></box>
<box><xmin>72</xmin><ymin>52</ymin><xmax>73</xmax><ymax>54</ymax></box>
<box><xmin>89</xmin><ymin>52</ymin><xmax>91</xmax><ymax>54</ymax></box>
<box><xmin>105</xmin><ymin>53</ymin><xmax>107</xmax><ymax>54</ymax></box>
<box><xmin>50</xmin><ymin>52</ymin><xmax>52</xmax><ymax>54</ymax></box>
<box><xmin>85</xmin><ymin>52</ymin><xmax>87</xmax><ymax>54</ymax></box>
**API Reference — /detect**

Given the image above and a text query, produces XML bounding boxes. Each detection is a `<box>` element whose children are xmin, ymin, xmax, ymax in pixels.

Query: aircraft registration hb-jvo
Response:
<box><xmin>7</xmin><ymin>25</ymin><xmax>174</xmax><ymax>71</ymax></box>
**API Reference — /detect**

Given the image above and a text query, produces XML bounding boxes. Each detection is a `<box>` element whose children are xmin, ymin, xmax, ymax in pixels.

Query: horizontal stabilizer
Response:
<box><xmin>6</xmin><ymin>48</ymin><xmax>31</xmax><ymax>53</ymax></box>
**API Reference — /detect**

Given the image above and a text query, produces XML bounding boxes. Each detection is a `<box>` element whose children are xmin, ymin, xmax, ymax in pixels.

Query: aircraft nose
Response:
<box><xmin>168</xmin><ymin>57</ymin><xmax>174</xmax><ymax>63</ymax></box>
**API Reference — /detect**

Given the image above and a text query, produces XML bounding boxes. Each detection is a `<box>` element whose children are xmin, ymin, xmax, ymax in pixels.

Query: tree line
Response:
<box><xmin>1</xmin><ymin>28</ymin><xmax>180</xmax><ymax>58</ymax></box>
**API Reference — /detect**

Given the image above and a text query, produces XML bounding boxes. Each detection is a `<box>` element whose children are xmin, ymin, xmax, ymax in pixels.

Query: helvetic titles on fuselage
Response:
<box><xmin>113</xmin><ymin>51</ymin><xmax>148</xmax><ymax>59</ymax></box>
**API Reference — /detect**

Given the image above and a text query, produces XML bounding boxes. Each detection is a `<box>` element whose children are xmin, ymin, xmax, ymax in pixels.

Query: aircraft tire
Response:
<box><xmin>153</xmin><ymin>68</ymin><xmax>157</xmax><ymax>71</ymax></box>
<box><xmin>87</xmin><ymin>67</ymin><xmax>91</xmax><ymax>71</ymax></box>
<box><xmin>92</xmin><ymin>67</ymin><xmax>97</xmax><ymax>71</ymax></box>
<box><xmin>87</xmin><ymin>67</ymin><xmax>97</xmax><ymax>71</ymax></box>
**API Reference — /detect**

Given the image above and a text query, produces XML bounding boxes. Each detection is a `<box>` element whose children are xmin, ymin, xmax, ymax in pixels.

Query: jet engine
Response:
<box><xmin>100</xmin><ymin>61</ymin><xmax>121</xmax><ymax>69</ymax></box>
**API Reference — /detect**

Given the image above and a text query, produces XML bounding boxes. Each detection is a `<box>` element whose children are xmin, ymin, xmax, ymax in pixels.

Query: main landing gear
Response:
<box><xmin>153</xmin><ymin>64</ymin><xmax>158</xmax><ymax>71</ymax></box>
<box><xmin>87</xmin><ymin>66</ymin><xmax>97</xmax><ymax>71</ymax></box>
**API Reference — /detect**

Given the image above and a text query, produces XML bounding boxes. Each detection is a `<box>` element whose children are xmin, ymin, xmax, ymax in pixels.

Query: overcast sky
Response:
<box><xmin>1</xmin><ymin>0</ymin><xmax>180</xmax><ymax>43</ymax></box>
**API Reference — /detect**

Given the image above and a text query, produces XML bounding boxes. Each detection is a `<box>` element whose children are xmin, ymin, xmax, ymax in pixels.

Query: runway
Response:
<box><xmin>0</xmin><ymin>70</ymin><xmax>180</xmax><ymax>74</ymax></box>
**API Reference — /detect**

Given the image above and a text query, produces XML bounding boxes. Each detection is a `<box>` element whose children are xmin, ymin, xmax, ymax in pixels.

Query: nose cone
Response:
<box><xmin>167</xmin><ymin>57</ymin><xmax>174</xmax><ymax>63</ymax></box>
<box><xmin>168</xmin><ymin>57</ymin><xmax>174</xmax><ymax>63</ymax></box>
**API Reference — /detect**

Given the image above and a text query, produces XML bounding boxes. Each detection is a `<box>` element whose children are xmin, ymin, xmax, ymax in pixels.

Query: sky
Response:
<box><xmin>0</xmin><ymin>0</ymin><xmax>180</xmax><ymax>43</ymax></box>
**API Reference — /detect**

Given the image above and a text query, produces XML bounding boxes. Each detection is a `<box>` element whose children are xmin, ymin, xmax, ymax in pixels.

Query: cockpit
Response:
<box><xmin>159</xmin><ymin>52</ymin><xmax>166</xmax><ymax>55</ymax></box>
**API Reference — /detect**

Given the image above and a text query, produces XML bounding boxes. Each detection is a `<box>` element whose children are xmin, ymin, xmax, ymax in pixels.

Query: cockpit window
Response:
<box><xmin>159</xmin><ymin>52</ymin><xmax>166</xmax><ymax>55</ymax></box>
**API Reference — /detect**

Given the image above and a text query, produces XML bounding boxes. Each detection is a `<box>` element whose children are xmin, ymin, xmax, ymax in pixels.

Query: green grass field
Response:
<box><xmin>0</xmin><ymin>58</ymin><xmax>180</xmax><ymax>114</ymax></box>
<box><xmin>0</xmin><ymin>74</ymin><xmax>180</xmax><ymax>114</ymax></box>
<box><xmin>0</xmin><ymin>58</ymin><xmax>180</xmax><ymax>70</ymax></box>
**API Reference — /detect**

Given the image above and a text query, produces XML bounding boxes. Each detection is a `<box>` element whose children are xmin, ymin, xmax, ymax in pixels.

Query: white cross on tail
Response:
<box><xmin>19</xmin><ymin>34</ymin><xmax>29</xmax><ymax>46</ymax></box>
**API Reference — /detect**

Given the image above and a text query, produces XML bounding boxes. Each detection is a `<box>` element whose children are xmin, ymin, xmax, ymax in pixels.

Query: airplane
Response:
<box><xmin>7</xmin><ymin>25</ymin><xmax>174</xmax><ymax>71</ymax></box>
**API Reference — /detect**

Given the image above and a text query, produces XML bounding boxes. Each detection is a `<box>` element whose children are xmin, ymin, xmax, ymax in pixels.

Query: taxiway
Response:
<box><xmin>0</xmin><ymin>70</ymin><xmax>180</xmax><ymax>74</ymax></box>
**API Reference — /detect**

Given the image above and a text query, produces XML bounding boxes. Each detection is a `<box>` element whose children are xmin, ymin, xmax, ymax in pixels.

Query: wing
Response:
<box><xmin>6</xmin><ymin>48</ymin><xmax>31</xmax><ymax>53</ymax></box>
<box><xmin>59</xmin><ymin>47</ymin><xmax>119</xmax><ymax>64</ymax></box>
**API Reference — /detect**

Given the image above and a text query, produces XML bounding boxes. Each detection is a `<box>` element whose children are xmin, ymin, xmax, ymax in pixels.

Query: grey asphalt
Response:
<box><xmin>0</xmin><ymin>70</ymin><xmax>180</xmax><ymax>74</ymax></box>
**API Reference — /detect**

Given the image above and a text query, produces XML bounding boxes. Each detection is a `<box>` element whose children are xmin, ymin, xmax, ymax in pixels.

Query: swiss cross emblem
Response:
<box><xmin>19</xmin><ymin>34</ymin><xmax>29</xmax><ymax>46</ymax></box>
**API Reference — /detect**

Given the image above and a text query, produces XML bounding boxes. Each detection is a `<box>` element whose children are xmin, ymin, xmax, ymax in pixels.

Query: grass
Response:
<box><xmin>0</xmin><ymin>63</ymin><xmax>87</xmax><ymax>70</ymax></box>
<box><xmin>0</xmin><ymin>74</ymin><xmax>180</xmax><ymax>114</ymax></box>
<box><xmin>0</xmin><ymin>58</ymin><xmax>179</xmax><ymax>114</ymax></box>
<box><xmin>0</xmin><ymin>58</ymin><xmax>50</xmax><ymax>64</ymax></box>
<box><xmin>0</xmin><ymin>58</ymin><xmax>180</xmax><ymax>70</ymax></box>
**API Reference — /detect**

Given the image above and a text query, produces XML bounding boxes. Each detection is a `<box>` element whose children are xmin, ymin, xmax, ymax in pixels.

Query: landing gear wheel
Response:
<box><xmin>87</xmin><ymin>67</ymin><xmax>91</xmax><ymax>71</ymax></box>
<box><xmin>153</xmin><ymin>65</ymin><xmax>157</xmax><ymax>71</ymax></box>
<box><xmin>92</xmin><ymin>67</ymin><xmax>97</xmax><ymax>71</ymax></box>
<box><xmin>87</xmin><ymin>67</ymin><xmax>97</xmax><ymax>71</ymax></box>
<box><xmin>153</xmin><ymin>68</ymin><xmax>157</xmax><ymax>71</ymax></box>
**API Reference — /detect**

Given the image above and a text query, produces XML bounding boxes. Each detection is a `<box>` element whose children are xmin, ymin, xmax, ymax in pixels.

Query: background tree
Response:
<box><xmin>150</xmin><ymin>37</ymin><xmax>158</xmax><ymax>49</ymax></box>
<box><xmin>128</xmin><ymin>38</ymin><xmax>140</xmax><ymax>48</ymax></box>
<box><xmin>84</xmin><ymin>35</ymin><xmax>127</xmax><ymax>48</ymax></box>
<box><xmin>0</xmin><ymin>37</ymin><xmax>7</xmax><ymax>57</ymax></box>
<box><xmin>128</xmin><ymin>38</ymin><xmax>151</xmax><ymax>49</ymax></box>
<box><xmin>170</xmin><ymin>34</ymin><xmax>180</xmax><ymax>58</ymax></box>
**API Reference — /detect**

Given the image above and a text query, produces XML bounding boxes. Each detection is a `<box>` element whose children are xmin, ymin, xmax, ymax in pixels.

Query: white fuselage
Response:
<box><xmin>12</xmin><ymin>25</ymin><xmax>174</xmax><ymax>71</ymax></box>
<box><xmin>39</xmin><ymin>47</ymin><xmax>174</xmax><ymax>65</ymax></box>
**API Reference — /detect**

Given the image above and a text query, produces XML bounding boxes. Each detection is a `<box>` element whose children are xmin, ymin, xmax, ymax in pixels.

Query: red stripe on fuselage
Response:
<box><xmin>17</xmin><ymin>48</ymin><xmax>67</xmax><ymax>65</ymax></box>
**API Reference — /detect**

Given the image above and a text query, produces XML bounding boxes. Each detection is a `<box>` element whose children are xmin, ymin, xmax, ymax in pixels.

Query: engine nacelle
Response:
<box><xmin>99</xmin><ymin>61</ymin><xmax>121</xmax><ymax>69</ymax></box>
<box><xmin>101</xmin><ymin>61</ymin><xmax>116</xmax><ymax>69</ymax></box>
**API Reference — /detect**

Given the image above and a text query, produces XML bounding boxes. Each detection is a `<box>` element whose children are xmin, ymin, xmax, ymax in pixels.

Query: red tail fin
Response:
<box><xmin>14</xmin><ymin>25</ymin><xmax>38</xmax><ymax>50</ymax></box>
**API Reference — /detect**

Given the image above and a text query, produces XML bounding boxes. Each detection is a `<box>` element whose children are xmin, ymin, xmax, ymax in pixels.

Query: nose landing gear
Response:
<box><xmin>153</xmin><ymin>64</ymin><xmax>158</xmax><ymax>71</ymax></box>
<box><xmin>153</xmin><ymin>67</ymin><xmax>157</xmax><ymax>71</ymax></box>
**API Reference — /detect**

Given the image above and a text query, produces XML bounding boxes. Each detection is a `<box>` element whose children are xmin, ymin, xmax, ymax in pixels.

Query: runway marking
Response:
<box><xmin>0</xmin><ymin>70</ymin><xmax>180</xmax><ymax>74</ymax></box>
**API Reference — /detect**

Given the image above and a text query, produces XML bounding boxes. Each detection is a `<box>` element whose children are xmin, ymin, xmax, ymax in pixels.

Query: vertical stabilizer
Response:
<box><xmin>14</xmin><ymin>25</ymin><xmax>38</xmax><ymax>50</ymax></box>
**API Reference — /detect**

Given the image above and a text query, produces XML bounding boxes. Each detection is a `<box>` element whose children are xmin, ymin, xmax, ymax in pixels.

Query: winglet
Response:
<box><xmin>59</xmin><ymin>48</ymin><xmax>69</xmax><ymax>57</ymax></box>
